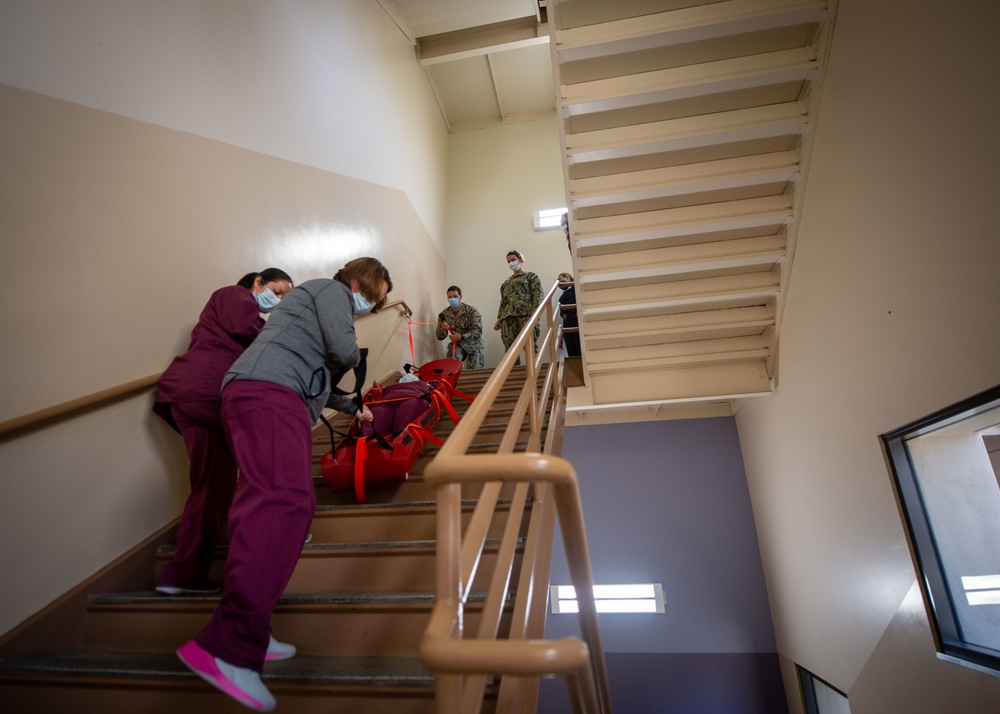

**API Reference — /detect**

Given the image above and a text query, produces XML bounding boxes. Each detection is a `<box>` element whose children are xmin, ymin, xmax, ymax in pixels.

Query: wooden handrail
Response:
<box><xmin>0</xmin><ymin>298</ymin><xmax>414</xmax><ymax>440</ymax></box>
<box><xmin>0</xmin><ymin>373</ymin><xmax>163</xmax><ymax>439</ymax></box>
<box><xmin>383</xmin><ymin>298</ymin><xmax>413</xmax><ymax>317</ymax></box>
<box><xmin>420</xmin><ymin>281</ymin><xmax>612</xmax><ymax>714</ymax></box>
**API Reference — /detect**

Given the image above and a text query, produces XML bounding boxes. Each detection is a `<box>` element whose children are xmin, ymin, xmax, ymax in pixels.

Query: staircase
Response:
<box><xmin>0</xmin><ymin>367</ymin><xmax>537</xmax><ymax>713</ymax></box>
<box><xmin>551</xmin><ymin>0</ymin><xmax>839</xmax><ymax>416</ymax></box>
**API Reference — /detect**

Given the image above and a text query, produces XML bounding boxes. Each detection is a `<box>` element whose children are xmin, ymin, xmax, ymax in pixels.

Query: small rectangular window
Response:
<box><xmin>882</xmin><ymin>384</ymin><xmax>1000</xmax><ymax>674</ymax></box>
<box><xmin>550</xmin><ymin>583</ymin><xmax>665</xmax><ymax>614</ymax></box>
<box><xmin>533</xmin><ymin>207</ymin><xmax>567</xmax><ymax>230</ymax></box>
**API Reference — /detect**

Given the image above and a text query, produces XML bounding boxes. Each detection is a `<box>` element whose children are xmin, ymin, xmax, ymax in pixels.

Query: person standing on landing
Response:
<box><xmin>176</xmin><ymin>257</ymin><xmax>390</xmax><ymax>712</ymax></box>
<box><xmin>493</xmin><ymin>250</ymin><xmax>542</xmax><ymax>360</ymax></box>
<box><xmin>153</xmin><ymin>268</ymin><xmax>294</xmax><ymax>596</ymax></box>
<box><xmin>436</xmin><ymin>285</ymin><xmax>484</xmax><ymax>370</ymax></box>
<box><xmin>557</xmin><ymin>272</ymin><xmax>581</xmax><ymax>358</ymax></box>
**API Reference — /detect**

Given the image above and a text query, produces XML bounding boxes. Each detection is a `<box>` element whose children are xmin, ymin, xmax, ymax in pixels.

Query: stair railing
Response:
<box><xmin>0</xmin><ymin>300</ymin><xmax>414</xmax><ymax>441</ymax></box>
<box><xmin>0</xmin><ymin>373</ymin><xmax>163</xmax><ymax>439</ymax></box>
<box><xmin>420</xmin><ymin>282</ymin><xmax>612</xmax><ymax>714</ymax></box>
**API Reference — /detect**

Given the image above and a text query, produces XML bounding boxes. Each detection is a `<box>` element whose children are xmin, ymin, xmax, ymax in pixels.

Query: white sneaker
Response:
<box><xmin>177</xmin><ymin>640</ymin><xmax>276</xmax><ymax>712</ymax></box>
<box><xmin>265</xmin><ymin>635</ymin><xmax>297</xmax><ymax>662</ymax></box>
<box><xmin>155</xmin><ymin>581</ymin><xmax>221</xmax><ymax>595</ymax></box>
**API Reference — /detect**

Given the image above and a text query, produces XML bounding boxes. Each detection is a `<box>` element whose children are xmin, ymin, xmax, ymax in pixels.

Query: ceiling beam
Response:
<box><xmin>418</xmin><ymin>17</ymin><xmax>548</xmax><ymax>65</ymax></box>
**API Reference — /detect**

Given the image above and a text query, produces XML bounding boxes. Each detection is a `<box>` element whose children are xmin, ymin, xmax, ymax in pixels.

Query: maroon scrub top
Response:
<box><xmin>154</xmin><ymin>285</ymin><xmax>264</xmax><ymax>432</ymax></box>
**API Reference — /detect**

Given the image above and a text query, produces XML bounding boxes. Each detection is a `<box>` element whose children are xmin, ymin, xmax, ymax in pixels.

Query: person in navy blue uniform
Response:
<box><xmin>557</xmin><ymin>272</ymin><xmax>580</xmax><ymax>358</ymax></box>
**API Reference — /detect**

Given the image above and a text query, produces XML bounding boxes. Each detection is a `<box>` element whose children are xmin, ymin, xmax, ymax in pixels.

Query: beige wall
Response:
<box><xmin>443</xmin><ymin>115</ymin><xmax>570</xmax><ymax>368</ymax></box>
<box><xmin>735</xmin><ymin>0</ymin><xmax>1000</xmax><ymax>710</ymax></box>
<box><xmin>0</xmin><ymin>0</ymin><xmax>448</xmax><ymax>245</ymax></box>
<box><xmin>0</xmin><ymin>2</ymin><xmax>447</xmax><ymax>638</ymax></box>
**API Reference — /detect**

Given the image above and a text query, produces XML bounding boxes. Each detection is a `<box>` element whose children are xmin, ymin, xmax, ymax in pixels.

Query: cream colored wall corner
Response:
<box><xmin>734</xmin><ymin>0</ymin><xmax>1000</xmax><ymax>709</ymax></box>
<box><xmin>442</xmin><ymin>116</ymin><xmax>571</xmax><ymax>369</ymax></box>
<box><xmin>0</xmin><ymin>0</ymin><xmax>448</xmax><ymax>247</ymax></box>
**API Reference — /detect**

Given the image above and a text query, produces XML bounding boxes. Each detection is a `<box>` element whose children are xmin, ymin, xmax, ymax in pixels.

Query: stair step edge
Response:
<box><xmin>0</xmin><ymin>652</ymin><xmax>465</xmax><ymax>686</ymax></box>
<box><xmin>156</xmin><ymin>537</ymin><xmax>518</xmax><ymax>556</ymax></box>
<box><xmin>314</xmin><ymin>497</ymin><xmax>526</xmax><ymax>514</ymax></box>
<box><xmin>89</xmin><ymin>589</ymin><xmax>502</xmax><ymax>606</ymax></box>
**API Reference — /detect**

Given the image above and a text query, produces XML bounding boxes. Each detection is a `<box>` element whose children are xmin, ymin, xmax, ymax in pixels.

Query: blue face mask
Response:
<box><xmin>254</xmin><ymin>287</ymin><xmax>280</xmax><ymax>313</ymax></box>
<box><xmin>352</xmin><ymin>292</ymin><xmax>374</xmax><ymax>315</ymax></box>
<box><xmin>447</xmin><ymin>297</ymin><xmax>461</xmax><ymax>308</ymax></box>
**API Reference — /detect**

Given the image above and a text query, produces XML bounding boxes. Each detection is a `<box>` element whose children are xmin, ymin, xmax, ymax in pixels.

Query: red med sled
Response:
<box><xmin>319</xmin><ymin>359</ymin><xmax>469</xmax><ymax>503</ymax></box>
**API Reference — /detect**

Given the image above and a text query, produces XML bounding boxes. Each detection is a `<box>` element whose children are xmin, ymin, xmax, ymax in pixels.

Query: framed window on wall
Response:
<box><xmin>882</xmin><ymin>384</ymin><xmax>1000</xmax><ymax>674</ymax></box>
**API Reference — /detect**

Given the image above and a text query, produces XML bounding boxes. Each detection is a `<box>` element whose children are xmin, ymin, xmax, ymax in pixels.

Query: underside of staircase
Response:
<box><xmin>552</xmin><ymin>0</ymin><xmax>838</xmax><ymax>419</ymax></box>
<box><xmin>0</xmin><ymin>367</ymin><xmax>536</xmax><ymax>713</ymax></box>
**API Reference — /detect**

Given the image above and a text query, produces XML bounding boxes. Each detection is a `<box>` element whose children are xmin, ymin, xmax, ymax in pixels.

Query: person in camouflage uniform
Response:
<box><xmin>435</xmin><ymin>285</ymin><xmax>485</xmax><ymax>370</ymax></box>
<box><xmin>493</xmin><ymin>250</ymin><xmax>542</xmax><ymax>359</ymax></box>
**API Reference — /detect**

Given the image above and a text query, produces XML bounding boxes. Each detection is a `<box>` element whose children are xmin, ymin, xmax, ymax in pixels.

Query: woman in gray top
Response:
<box><xmin>176</xmin><ymin>257</ymin><xmax>391</xmax><ymax>712</ymax></box>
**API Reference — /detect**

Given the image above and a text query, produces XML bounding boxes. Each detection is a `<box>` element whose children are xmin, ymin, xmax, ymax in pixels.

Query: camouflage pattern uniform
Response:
<box><xmin>435</xmin><ymin>303</ymin><xmax>485</xmax><ymax>370</ymax></box>
<box><xmin>497</xmin><ymin>271</ymin><xmax>542</xmax><ymax>355</ymax></box>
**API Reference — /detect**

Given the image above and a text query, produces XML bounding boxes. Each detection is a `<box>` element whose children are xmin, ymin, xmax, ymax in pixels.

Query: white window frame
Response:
<box><xmin>549</xmin><ymin>583</ymin><xmax>665</xmax><ymax>614</ymax></box>
<box><xmin>533</xmin><ymin>207</ymin><xmax>567</xmax><ymax>231</ymax></box>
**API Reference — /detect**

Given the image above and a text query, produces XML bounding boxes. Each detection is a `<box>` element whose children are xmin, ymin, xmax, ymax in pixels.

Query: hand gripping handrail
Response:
<box><xmin>419</xmin><ymin>281</ymin><xmax>612</xmax><ymax>714</ymax></box>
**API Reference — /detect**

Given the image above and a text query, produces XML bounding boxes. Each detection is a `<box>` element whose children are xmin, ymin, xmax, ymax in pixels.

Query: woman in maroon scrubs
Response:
<box><xmin>153</xmin><ymin>268</ymin><xmax>293</xmax><ymax>595</ymax></box>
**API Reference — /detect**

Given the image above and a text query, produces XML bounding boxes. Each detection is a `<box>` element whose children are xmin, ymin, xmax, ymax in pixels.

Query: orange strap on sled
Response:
<box><xmin>353</xmin><ymin>437</ymin><xmax>370</xmax><ymax>504</ymax></box>
<box><xmin>406</xmin><ymin>422</ymin><xmax>443</xmax><ymax>449</ymax></box>
<box><xmin>430</xmin><ymin>388</ymin><xmax>460</xmax><ymax>425</ymax></box>
<box><xmin>438</xmin><ymin>378</ymin><xmax>474</xmax><ymax>404</ymax></box>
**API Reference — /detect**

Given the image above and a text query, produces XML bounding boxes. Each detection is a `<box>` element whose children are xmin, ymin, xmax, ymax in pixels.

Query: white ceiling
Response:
<box><xmin>376</xmin><ymin>0</ymin><xmax>556</xmax><ymax>132</ymax></box>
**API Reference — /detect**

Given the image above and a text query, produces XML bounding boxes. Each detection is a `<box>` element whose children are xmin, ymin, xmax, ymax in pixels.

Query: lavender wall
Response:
<box><xmin>539</xmin><ymin>417</ymin><xmax>786</xmax><ymax>713</ymax></box>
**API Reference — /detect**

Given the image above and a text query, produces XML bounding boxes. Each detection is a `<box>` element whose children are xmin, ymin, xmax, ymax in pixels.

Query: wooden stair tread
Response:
<box><xmin>1</xmin><ymin>363</ymin><xmax>533</xmax><ymax>710</ymax></box>
<box><xmin>313</xmin><ymin>497</ymin><xmax>519</xmax><ymax>513</ymax></box>
<box><xmin>89</xmin><ymin>589</ymin><xmax>497</xmax><ymax>606</ymax></box>
<box><xmin>156</xmin><ymin>537</ymin><xmax>515</xmax><ymax>555</ymax></box>
<box><xmin>0</xmin><ymin>651</ymin><xmax>449</xmax><ymax>686</ymax></box>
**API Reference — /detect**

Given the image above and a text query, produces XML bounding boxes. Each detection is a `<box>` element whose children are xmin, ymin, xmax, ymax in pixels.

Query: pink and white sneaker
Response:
<box><xmin>177</xmin><ymin>640</ymin><xmax>276</xmax><ymax>712</ymax></box>
<box><xmin>265</xmin><ymin>635</ymin><xmax>297</xmax><ymax>662</ymax></box>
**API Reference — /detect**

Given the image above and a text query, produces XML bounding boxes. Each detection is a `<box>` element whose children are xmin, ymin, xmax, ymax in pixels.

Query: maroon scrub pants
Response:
<box><xmin>195</xmin><ymin>379</ymin><xmax>315</xmax><ymax>672</ymax></box>
<box><xmin>161</xmin><ymin>400</ymin><xmax>237</xmax><ymax>589</ymax></box>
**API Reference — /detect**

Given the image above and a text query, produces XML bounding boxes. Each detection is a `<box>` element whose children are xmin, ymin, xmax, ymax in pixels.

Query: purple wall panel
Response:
<box><xmin>546</xmin><ymin>417</ymin><xmax>777</xmax><ymax>653</ymax></box>
<box><xmin>537</xmin><ymin>652</ymin><xmax>787</xmax><ymax>714</ymax></box>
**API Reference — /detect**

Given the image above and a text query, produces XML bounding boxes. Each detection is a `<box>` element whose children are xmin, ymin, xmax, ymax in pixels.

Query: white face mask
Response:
<box><xmin>508</xmin><ymin>260</ymin><xmax>521</xmax><ymax>272</ymax></box>
<box><xmin>254</xmin><ymin>286</ymin><xmax>280</xmax><ymax>313</ymax></box>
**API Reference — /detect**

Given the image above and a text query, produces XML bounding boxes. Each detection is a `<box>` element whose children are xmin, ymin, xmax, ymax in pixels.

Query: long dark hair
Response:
<box><xmin>236</xmin><ymin>268</ymin><xmax>294</xmax><ymax>290</ymax></box>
